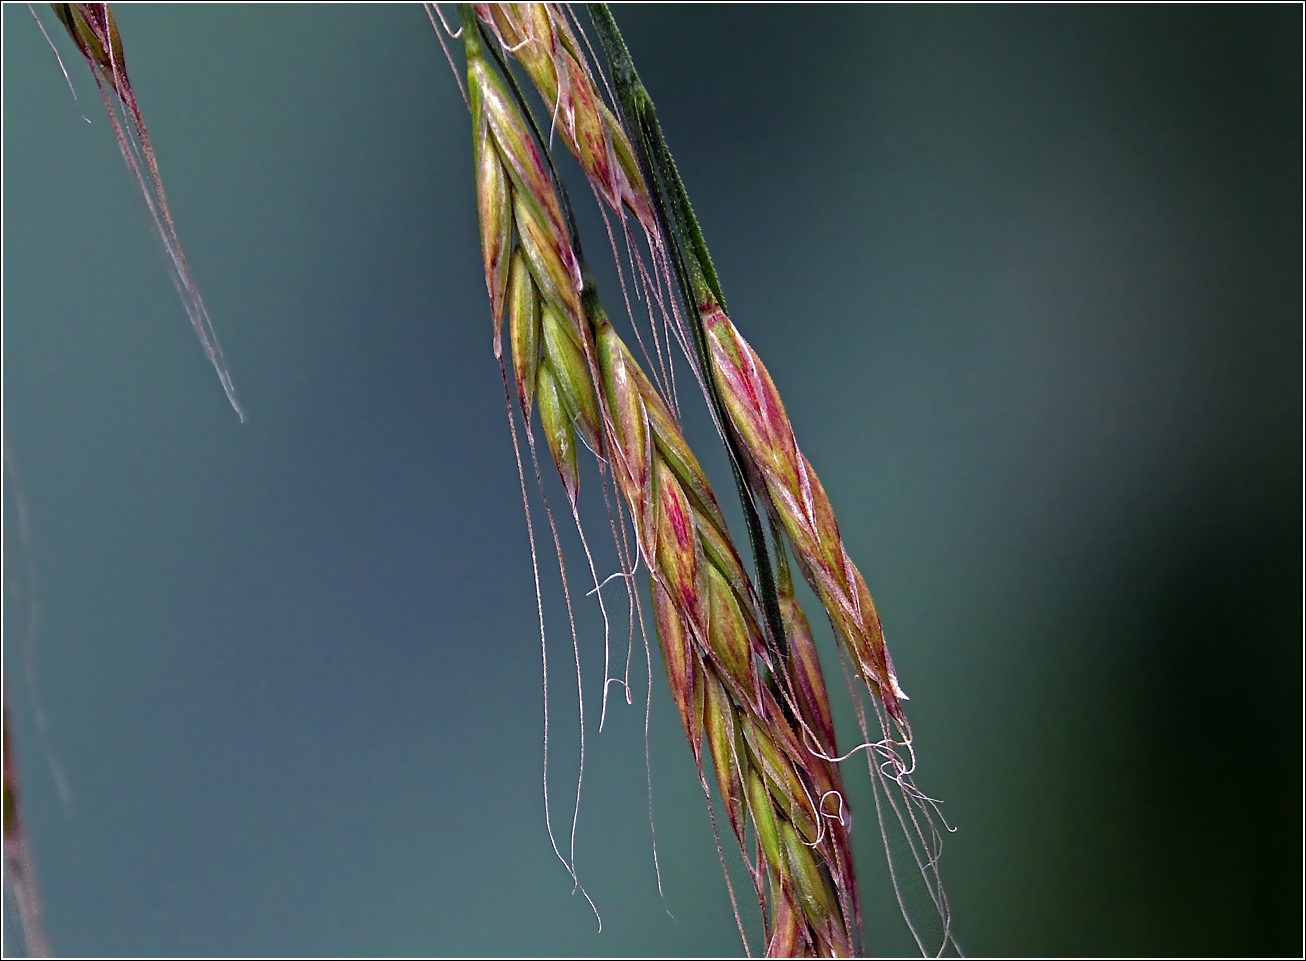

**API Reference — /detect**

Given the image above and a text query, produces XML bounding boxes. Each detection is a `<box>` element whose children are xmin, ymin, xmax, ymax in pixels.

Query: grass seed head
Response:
<box><xmin>475</xmin><ymin>3</ymin><xmax>655</xmax><ymax>231</ymax></box>
<box><xmin>469</xmin><ymin>46</ymin><xmax>568</xmax><ymax>244</ymax></box>
<box><xmin>467</xmin><ymin>12</ymin><xmax>600</xmax><ymax>470</ymax></box>
<box><xmin>702</xmin><ymin>301</ymin><xmax>908</xmax><ymax>720</ymax></box>
<box><xmin>586</xmin><ymin>297</ymin><xmax>863</xmax><ymax>955</ymax></box>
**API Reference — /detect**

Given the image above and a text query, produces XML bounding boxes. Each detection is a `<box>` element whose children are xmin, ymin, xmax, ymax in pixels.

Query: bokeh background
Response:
<box><xmin>4</xmin><ymin>5</ymin><xmax>1300</xmax><ymax>957</ymax></box>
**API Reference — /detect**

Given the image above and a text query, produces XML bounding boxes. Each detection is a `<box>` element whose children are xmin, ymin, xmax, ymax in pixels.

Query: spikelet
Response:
<box><xmin>701</xmin><ymin>295</ymin><xmax>910</xmax><ymax>719</ymax></box>
<box><xmin>467</xmin><ymin>11</ymin><xmax>599</xmax><ymax>505</ymax></box>
<box><xmin>474</xmin><ymin>3</ymin><xmax>655</xmax><ymax>232</ymax></box>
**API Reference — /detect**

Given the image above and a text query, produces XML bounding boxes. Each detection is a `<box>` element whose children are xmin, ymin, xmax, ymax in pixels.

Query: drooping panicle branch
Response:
<box><xmin>50</xmin><ymin>3</ymin><xmax>244</xmax><ymax>420</ymax></box>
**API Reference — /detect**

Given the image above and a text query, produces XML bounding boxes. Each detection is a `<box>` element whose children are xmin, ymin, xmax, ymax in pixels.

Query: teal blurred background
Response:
<box><xmin>3</xmin><ymin>5</ymin><xmax>1299</xmax><ymax>957</ymax></box>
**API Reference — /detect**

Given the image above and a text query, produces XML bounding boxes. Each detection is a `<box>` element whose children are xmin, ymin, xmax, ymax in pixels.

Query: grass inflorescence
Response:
<box><xmin>452</xmin><ymin>4</ymin><xmax>958</xmax><ymax>956</ymax></box>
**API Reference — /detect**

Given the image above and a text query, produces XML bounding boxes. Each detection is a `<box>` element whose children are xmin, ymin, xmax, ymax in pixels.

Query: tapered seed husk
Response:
<box><xmin>507</xmin><ymin>250</ymin><xmax>541</xmax><ymax>416</ymax></box>
<box><xmin>475</xmin><ymin>103</ymin><xmax>512</xmax><ymax>355</ymax></box>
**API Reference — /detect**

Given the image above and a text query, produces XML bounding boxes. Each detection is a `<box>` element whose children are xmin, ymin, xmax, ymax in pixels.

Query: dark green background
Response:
<box><xmin>4</xmin><ymin>4</ymin><xmax>1300</xmax><ymax>957</ymax></box>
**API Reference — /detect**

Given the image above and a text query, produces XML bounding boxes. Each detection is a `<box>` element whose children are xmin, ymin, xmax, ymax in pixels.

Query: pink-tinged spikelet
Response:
<box><xmin>702</xmin><ymin>301</ymin><xmax>908</xmax><ymax>721</ymax></box>
<box><xmin>475</xmin><ymin>3</ymin><xmax>656</xmax><ymax>232</ymax></box>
